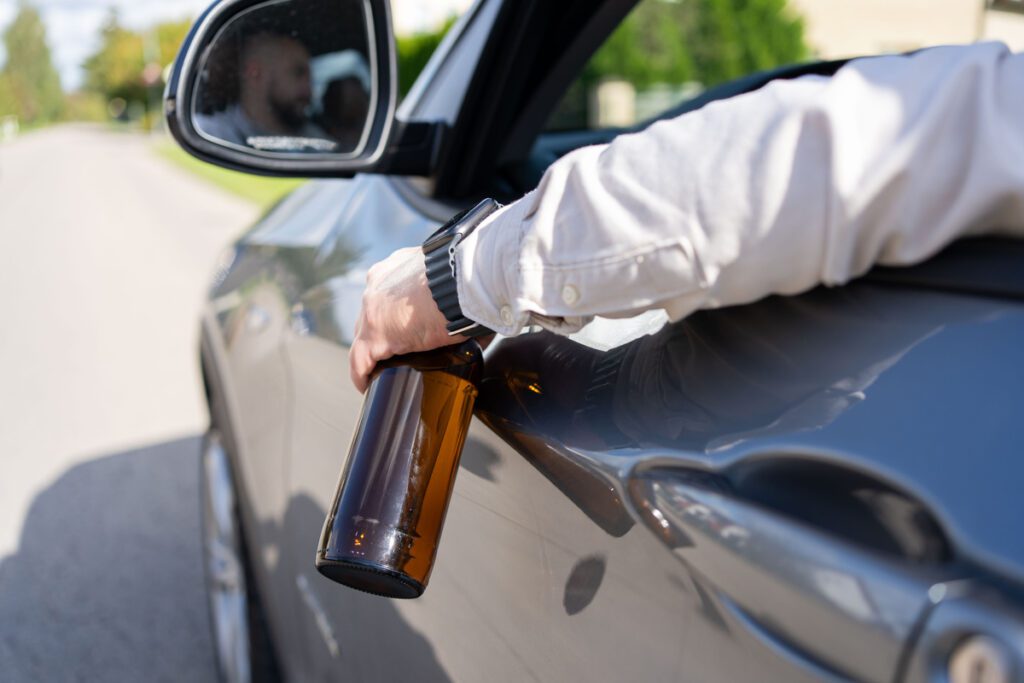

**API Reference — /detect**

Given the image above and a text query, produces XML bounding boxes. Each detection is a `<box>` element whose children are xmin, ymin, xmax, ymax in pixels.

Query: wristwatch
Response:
<box><xmin>423</xmin><ymin>198</ymin><xmax>501</xmax><ymax>337</ymax></box>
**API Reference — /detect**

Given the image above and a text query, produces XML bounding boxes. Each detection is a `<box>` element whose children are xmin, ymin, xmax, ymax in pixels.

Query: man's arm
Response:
<box><xmin>350</xmin><ymin>42</ymin><xmax>1024</xmax><ymax>390</ymax></box>
<box><xmin>456</xmin><ymin>42</ymin><xmax>1024</xmax><ymax>335</ymax></box>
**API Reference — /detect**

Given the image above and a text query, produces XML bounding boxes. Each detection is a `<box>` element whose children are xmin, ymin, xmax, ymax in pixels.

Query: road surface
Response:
<box><xmin>0</xmin><ymin>125</ymin><xmax>261</xmax><ymax>682</ymax></box>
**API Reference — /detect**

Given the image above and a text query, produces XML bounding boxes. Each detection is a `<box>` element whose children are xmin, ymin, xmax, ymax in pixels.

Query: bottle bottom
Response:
<box><xmin>315</xmin><ymin>555</ymin><xmax>425</xmax><ymax>599</ymax></box>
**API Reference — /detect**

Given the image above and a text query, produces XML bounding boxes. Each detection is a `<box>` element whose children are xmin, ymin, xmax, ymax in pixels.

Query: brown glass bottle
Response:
<box><xmin>315</xmin><ymin>340</ymin><xmax>483</xmax><ymax>598</ymax></box>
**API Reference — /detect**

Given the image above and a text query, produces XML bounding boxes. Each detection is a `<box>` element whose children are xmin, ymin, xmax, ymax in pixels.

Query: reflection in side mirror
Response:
<box><xmin>194</xmin><ymin>0</ymin><xmax>374</xmax><ymax>155</ymax></box>
<box><xmin>166</xmin><ymin>0</ymin><xmax>402</xmax><ymax>177</ymax></box>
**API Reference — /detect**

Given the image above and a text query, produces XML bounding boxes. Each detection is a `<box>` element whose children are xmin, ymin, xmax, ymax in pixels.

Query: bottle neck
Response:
<box><xmin>372</xmin><ymin>340</ymin><xmax>483</xmax><ymax>385</ymax></box>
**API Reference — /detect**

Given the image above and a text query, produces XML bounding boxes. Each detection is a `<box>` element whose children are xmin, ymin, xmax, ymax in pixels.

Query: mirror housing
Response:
<box><xmin>165</xmin><ymin>0</ymin><xmax>405</xmax><ymax>177</ymax></box>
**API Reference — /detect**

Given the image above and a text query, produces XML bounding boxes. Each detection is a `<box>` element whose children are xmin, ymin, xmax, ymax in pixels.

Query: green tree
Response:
<box><xmin>549</xmin><ymin>0</ymin><xmax>807</xmax><ymax>129</ymax></box>
<box><xmin>587</xmin><ymin>1</ymin><xmax>699</xmax><ymax>89</ymax></box>
<box><xmin>396</xmin><ymin>17</ymin><xmax>455</xmax><ymax>97</ymax></box>
<box><xmin>0</xmin><ymin>73</ymin><xmax>16</xmax><ymax>118</ymax></box>
<box><xmin>82</xmin><ymin>13</ymin><xmax>191</xmax><ymax>123</ymax></box>
<box><xmin>586</xmin><ymin>0</ymin><xmax>807</xmax><ymax>90</ymax></box>
<box><xmin>691</xmin><ymin>0</ymin><xmax>807</xmax><ymax>85</ymax></box>
<box><xmin>0</xmin><ymin>1</ymin><xmax>64</xmax><ymax>123</ymax></box>
<box><xmin>83</xmin><ymin>11</ymin><xmax>146</xmax><ymax>109</ymax></box>
<box><xmin>154</xmin><ymin>19</ymin><xmax>192</xmax><ymax>68</ymax></box>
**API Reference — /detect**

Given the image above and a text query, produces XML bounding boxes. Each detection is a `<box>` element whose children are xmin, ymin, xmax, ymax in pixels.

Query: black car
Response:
<box><xmin>166</xmin><ymin>1</ymin><xmax>1024</xmax><ymax>681</ymax></box>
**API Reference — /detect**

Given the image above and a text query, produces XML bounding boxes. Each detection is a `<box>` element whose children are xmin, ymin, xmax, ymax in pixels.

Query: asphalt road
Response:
<box><xmin>0</xmin><ymin>125</ymin><xmax>260</xmax><ymax>682</ymax></box>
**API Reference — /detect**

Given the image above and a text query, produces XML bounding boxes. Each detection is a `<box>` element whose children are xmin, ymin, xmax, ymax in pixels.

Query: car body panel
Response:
<box><xmin>203</xmin><ymin>166</ymin><xmax>1024</xmax><ymax>680</ymax></box>
<box><xmin>192</xmin><ymin>0</ymin><xmax>1024</xmax><ymax>679</ymax></box>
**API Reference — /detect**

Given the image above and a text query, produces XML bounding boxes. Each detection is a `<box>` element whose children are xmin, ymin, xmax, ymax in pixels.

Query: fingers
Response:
<box><xmin>349</xmin><ymin>333</ymin><xmax>397</xmax><ymax>393</ymax></box>
<box><xmin>350</xmin><ymin>280</ymin><xmax>381</xmax><ymax>393</ymax></box>
<box><xmin>350</xmin><ymin>339</ymin><xmax>378</xmax><ymax>394</ymax></box>
<box><xmin>349</xmin><ymin>341</ymin><xmax>372</xmax><ymax>394</ymax></box>
<box><xmin>349</xmin><ymin>304</ymin><xmax>379</xmax><ymax>393</ymax></box>
<box><xmin>349</xmin><ymin>246</ymin><xmax>455</xmax><ymax>392</ymax></box>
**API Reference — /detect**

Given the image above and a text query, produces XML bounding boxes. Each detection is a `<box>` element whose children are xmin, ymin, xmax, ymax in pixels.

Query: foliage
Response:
<box><xmin>396</xmin><ymin>17</ymin><xmax>456</xmax><ymax>97</ymax></box>
<box><xmin>0</xmin><ymin>74</ymin><xmax>15</xmax><ymax>118</ymax></box>
<box><xmin>62</xmin><ymin>91</ymin><xmax>108</xmax><ymax>123</ymax></box>
<box><xmin>83</xmin><ymin>13</ymin><xmax>146</xmax><ymax>106</ymax></box>
<box><xmin>154</xmin><ymin>19</ymin><xmax>193</xmax><ymax>67</ymax></box>
<box><xmin>546</xmin><ymin>0</ymin><xmax>807</xmax><ymax>130</ymax></box>
<box><xmin>586</xmin><ymin>0</ymin><xmax>807</xmax><ymax>90</ymax></box>
<box><xmin>82</xmin><ymin>13</ymin><xmax>191</xmax><ymax>122</ymax></box>
<box><xmin>588</xmin><ymin>1</ymin><xmax>699</xmax><ymax>89</ymax></box>
<box><xmin>0</xmin><ymin>1</ymin><xmax>64</xmax><ymax>123</ymax></box>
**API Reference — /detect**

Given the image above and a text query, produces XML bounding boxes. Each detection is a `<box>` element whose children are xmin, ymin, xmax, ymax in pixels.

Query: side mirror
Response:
<box><xmin>165</xmin><ymin>0</ymin><xmax>404</xmax><ymax>177</ymax></box>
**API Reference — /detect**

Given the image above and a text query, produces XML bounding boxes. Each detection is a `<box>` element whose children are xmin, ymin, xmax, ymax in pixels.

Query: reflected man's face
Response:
<box><xmin>265</xmin><ymin>39</ymin><xmax>312</xmax><ymax>128</ymax></box>
<box><xmin>241</xmin><ymin>34</ymin><xmax>313</xmax><ymax>131</ymax></box>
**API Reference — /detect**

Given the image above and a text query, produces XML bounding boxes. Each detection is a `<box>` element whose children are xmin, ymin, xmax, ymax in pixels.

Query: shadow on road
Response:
<box><xmin>0</xmin><ymin>436</ymin><xmax>217</xmax><ymax>683</ymax></box>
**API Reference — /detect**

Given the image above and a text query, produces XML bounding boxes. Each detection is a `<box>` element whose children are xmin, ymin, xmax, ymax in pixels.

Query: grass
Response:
<box><xmin>154</xmin><ymin>140</ymin><xmax>306</xmax><ymax>209</ymax></box>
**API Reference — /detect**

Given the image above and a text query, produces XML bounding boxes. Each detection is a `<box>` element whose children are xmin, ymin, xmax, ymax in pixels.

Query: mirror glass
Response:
<box><xmin>193</xmin><ymin>0</ymin><xmax>375</xmax><ymax>155</ymax></box>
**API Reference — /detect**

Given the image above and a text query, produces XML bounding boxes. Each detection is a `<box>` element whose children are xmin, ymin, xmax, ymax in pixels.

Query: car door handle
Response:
<box><xmin>627</xmin><ymin>462</ymin><xmax>953</xmax><ymax>683</ymax></box>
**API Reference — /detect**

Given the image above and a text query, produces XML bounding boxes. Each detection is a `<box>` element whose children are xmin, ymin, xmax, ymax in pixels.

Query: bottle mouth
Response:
<box><xmin>315</xmin><ymin>555</ymin><xmax>425</xmax><ymax>599</ymax></box>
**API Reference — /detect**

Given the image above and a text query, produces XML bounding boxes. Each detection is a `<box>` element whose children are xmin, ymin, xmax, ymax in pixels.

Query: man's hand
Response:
<box><xmin>349</xmin><ymin>247</ymin><xmax>465</xmax><ymax>392</ymax></box>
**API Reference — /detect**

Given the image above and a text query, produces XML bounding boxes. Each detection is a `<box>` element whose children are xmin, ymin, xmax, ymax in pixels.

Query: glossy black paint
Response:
<box><xmin>184</xmin><ymin>0</ymin><xmax>1024</xmax><ymax>678</ymax></box>
<box><xmin>202</xmin><ymin>161</ymin><xmax>1024</xmax><ymax>680</ymax></box>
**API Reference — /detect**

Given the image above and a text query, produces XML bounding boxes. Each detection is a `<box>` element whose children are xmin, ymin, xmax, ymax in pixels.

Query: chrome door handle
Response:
<box><xmin>628</xmin><ymin>465</ymin><xmax>951</xmax><ymax>683</ymax></box>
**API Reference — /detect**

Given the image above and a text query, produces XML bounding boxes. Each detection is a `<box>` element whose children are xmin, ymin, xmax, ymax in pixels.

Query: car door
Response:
<box><xmin>284</xmin><ymin>228</ymin><xmax>1016</xmax><ymax>683</ymax></box>
<box><xmin>268</xmin><ymin>1</ymin><xmax>1024</xmax><ymax>681</ymax></box>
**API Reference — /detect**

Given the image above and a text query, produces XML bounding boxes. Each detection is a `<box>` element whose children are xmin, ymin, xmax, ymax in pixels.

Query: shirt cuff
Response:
<box><xmin>454</xmin><ymin>197</ymin><xmax>533</xmax><ymax>336</ymax></box>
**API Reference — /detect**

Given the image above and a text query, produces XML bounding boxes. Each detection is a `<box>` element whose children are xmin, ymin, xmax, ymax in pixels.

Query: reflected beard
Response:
<box><xmin>270</xmin><ymin>97</ymin><xmax>307</xmax><ymax>132</ymax></box>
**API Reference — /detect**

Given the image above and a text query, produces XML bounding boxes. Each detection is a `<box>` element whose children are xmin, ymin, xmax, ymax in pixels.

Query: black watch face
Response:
<box><xmin>424</xmin><ymin>208</ymin><xmax>471</xmax><ymax>251</ymax></box>
<box><xmin>423</xmin><ymin>200</ymin><xmax>500</xmax><ymax>252</ymax></box>
<box><xmin>423</xmin><ymin>230</ymin><xmax>451</xmax><ymax>253</ymax></box>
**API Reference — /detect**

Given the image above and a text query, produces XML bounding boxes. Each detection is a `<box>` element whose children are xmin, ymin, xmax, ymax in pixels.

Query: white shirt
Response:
<box><xmin>454</xmin><ymin>42</ymin><xmax>1024</xmax><ymax>336</ymax></box>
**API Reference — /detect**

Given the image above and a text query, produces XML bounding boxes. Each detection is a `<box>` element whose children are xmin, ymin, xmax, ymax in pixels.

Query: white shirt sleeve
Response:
<box><xmin>454</xmin><ymin>42</ymin><xmax>1024</xmax><ymax>337</ymax></box>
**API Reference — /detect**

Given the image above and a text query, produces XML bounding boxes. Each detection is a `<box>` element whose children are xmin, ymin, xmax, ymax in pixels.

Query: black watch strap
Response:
<box><xmin>423</xmin><ymin>199</ymin><xmax>501</xmax><ymax>337</ymax></box>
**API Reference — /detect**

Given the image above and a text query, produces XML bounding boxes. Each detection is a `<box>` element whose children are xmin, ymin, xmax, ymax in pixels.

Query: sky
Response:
<box><xmin>0</xmin><ymin>0</ymin><xmax>472</xmax><ymax>91</ymax></box>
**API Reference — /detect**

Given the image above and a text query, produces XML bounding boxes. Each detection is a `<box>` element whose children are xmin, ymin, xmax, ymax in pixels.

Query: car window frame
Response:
<box><xmin>416</xmin><ymin>0</ymin><xmax>640</xmax><ymax>199</ymax></box>
<box><xmin>397</xmin><ymin>0</ymin><xmax>850</xmax><ymax>204</ymax></box>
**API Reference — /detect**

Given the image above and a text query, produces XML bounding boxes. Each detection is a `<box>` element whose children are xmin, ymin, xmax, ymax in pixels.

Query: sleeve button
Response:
<box><xmin>500</xmin><ymin>305</ymin><xmax>515</xmax><ymax>326</ymax></box>
<box><xmin>561</xmin><ymin>284</ymin><xmax>580</xmax><ymax>306</ymax></box>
